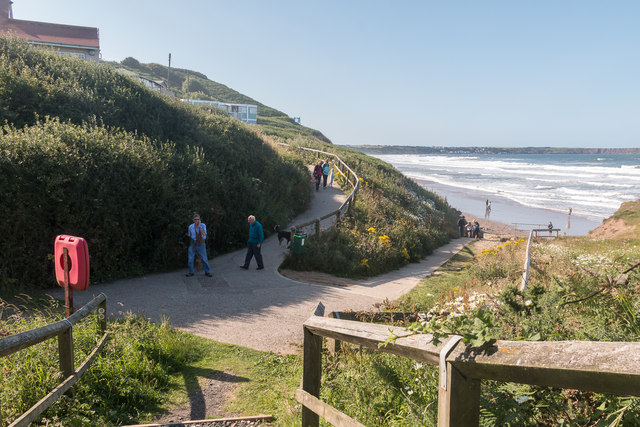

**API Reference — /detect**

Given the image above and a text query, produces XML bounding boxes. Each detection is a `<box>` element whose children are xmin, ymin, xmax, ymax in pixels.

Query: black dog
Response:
<box><xmin>274</xmin><ymin>225</ymin><xmax>292</xmax><ymax>248</ymax></box>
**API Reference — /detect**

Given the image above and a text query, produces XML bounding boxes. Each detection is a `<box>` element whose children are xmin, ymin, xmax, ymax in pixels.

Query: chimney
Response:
<box><xmin>0</xmin><ymin>0</ymin><xmax>11</xmax><ymax>23</ymax></box>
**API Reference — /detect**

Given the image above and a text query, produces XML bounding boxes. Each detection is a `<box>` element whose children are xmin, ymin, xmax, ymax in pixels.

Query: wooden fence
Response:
<box><xmin>298</xmin><ymin>303</ymin><xmax>640</xmax><ymax>426</ymax></box>
<box><xmin>283</xmin><ymin>145</ymin><xmax>360</xmax><ymax>238</ymax></box>
<box><xmin>0</xmin><ymin>293</ymin><xmax>109</xmax><ymax>427</ymax></box>
<box><xmin>520</xmin><ymin>228</ymin><xmax>561</xmax><ymax>291</ymax></box>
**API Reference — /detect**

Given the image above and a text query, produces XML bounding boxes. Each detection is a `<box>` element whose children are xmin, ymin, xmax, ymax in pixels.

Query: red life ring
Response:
<box><xmin>54</xmin><ymin>235</ymin><xmax>90</xmax><ymax>291</ymax></box>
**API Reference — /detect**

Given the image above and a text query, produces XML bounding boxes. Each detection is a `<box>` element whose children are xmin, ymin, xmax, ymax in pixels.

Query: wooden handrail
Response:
<box><xmin>1</xmin><ymin>293</ymin><xmax>108</xmax><ymax>427</ymax></box>
<box><xmin>299</xmin><ymin>312</ymin><xmax>640</xmax><ymax>427</ymax></box>
<box><xmin>284</xmin><ymin>146</ymin><xmax>360</xmax><ymax>237</ymax></box>
<box><xmin>0</xmin><ymin>293</ymin><xmax>107</xmax><ymax>357</ymax></box>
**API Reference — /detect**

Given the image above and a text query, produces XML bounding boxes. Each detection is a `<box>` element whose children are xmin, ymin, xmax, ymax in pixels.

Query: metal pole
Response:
<box><xmin>167</xmin><ymin>53</ymin><xmax>171</xmax><ymax>89</ymax></box>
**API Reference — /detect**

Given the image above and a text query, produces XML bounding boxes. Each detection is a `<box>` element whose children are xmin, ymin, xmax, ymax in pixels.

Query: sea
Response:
<box><xmin>372</xmin><ymin>153</ymin><xmax>640</xmax><ymax>236</ymax></box>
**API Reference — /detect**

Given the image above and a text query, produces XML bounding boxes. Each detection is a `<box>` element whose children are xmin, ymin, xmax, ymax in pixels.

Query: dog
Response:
<box><xmin>274</xmin><ymin>225</ymin><xmax>292</xmax><ymax>248</ymax></box>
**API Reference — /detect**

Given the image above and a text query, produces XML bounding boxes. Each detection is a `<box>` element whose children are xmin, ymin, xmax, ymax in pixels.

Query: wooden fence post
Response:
<box><xmin>315</xmin><ymin>219</ymin><xmax>320</xmax><ymax>238</ymax></box>
<box><xmin>326</xmin><ymin>312</ymin><xmax>341</xmax><ymax>356</ymax></box>
<box><xmin>58</xmin><ymin>326</ymin><xmax>74</xmax><ymax>380</ymax></box>
<box><xmin>302</xmin><ymin>305</ymin><xmax>324</xmax><ymax>427</ymax></box>
<box><xmin>437</xmin><ymin>362</ymin><xmax>480</xmax><ymax>427</ymax></box>
<box><xmin>97</xmin><ymin>297</ymin><xmax>107</xmax><ymax>334</ymax></box>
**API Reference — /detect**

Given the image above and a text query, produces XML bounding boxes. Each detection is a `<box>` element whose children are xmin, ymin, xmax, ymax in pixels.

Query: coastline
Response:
<box><xmin>417</xmin><ymin>178</ymin><xmax>602</xmax><ymax>236</ymax></box>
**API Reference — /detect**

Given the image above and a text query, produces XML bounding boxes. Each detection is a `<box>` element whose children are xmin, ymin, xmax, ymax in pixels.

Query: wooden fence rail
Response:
<box><xmin>0</xmin><ymin>293</ymin><xmax>109</xmax><ymax>427</ymax></box>
<box><xmin>299</xmin><ymin>305</ymin><xmax>640</xmax><ymax>426</ymax></box>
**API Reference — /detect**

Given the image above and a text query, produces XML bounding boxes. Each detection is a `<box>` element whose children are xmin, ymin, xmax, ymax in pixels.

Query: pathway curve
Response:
<box><xmin>47</xmin><ymin>183</ymin><xmax>466</xmax><ymax>354</ymax></box>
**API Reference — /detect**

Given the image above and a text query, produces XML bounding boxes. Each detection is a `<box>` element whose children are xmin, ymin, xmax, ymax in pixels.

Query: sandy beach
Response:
<box><xmin>418</xmin><ymin>178</ymin><xmax>601</xmax><ymax>236</ymax></box>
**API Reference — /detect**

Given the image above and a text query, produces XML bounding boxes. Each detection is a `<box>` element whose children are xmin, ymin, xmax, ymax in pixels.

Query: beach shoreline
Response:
<box><xmin>416</xmin><ymin>178</ymin><xmax>602</xmax><ymax>236</ymax></box>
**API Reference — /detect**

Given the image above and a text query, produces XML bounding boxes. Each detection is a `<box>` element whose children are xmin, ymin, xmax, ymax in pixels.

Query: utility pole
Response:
<box><xmin>167</xmin><ymin>53</ymin><xmax>171</xmax><ymax>89</ymax></box>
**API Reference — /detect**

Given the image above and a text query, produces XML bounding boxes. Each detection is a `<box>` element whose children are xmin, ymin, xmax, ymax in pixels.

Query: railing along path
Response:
<box><xmin>0</xmin><ymin>294</ymin><xmax>109</xmax><ymax>427</ymax></box>
<box><xmin>280</xmin><ymin>145</ymin><xmax>359</xmax><ymax>238</ymax></box>
<box><xmin>298</xmin><ymin>303</ymin><xmax>640</xmax><ymax>426</ymax></box>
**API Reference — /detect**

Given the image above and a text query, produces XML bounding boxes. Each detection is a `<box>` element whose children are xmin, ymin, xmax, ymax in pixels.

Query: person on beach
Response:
<box><xmin>466</xmin><ymin>222</ymin><xmax>473</xmax><ymax>237</ymax></box>
<box><xmin>485</xmin><ymin>201</ymin><xmax>492</xmax><ymax>218</ymax></box>
<box><xmin>186</xmin><ymin>213</ymin><xmax>212</xmax><ymax>277</ymax></box>
<box><xmin>240</xmin><ymin>215</ymin><xmax>264</xmax><ymax>270</ymax></box>
<box><xmin>548</xmin><ymin>221</ymin><xmax>554</xmax><ymax>235</ymax></box>
<box><xmin>457</xmin><ymin>215</ymin><xmax>467</xmax><ymax>237</ymax></box>
<box><xmin>313</xmin><ymin>160</ymin><xmax>323</xmax><ymax>191</ymax></box>
<box><xmin>322</xmin><ymin>159</ymin><xmax>330</xmax><ymax>189</ymax></box>
<box><xmin>473</xmin><ymin>220</ymin><xmax>480</xmax><ymax>239</ymax></box>
<box><xmin>567</xmin><ymin>207</ymin><xmax>572</xmax><ymax>229</ymax></box>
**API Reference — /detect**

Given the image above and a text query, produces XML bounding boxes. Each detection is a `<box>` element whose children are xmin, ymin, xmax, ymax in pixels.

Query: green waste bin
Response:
<box><xmin>292</xmin><ymin>233</ymin><xmax>307</xmax><ymax>254</ymax></box>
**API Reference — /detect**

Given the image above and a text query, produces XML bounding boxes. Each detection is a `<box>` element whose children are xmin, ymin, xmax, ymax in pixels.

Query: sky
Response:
<box><xmin>14</xmin><ymin>1</ymin><xmax>640</xmax><ymax>148</ymax></box>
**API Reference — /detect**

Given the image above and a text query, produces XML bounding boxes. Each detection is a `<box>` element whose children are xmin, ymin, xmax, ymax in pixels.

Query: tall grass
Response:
<box><xmin>0</xmin><ymin>297</ymin><xmax>303</xmax><ymax>426</ymax></box>
<box><xmin>280</xmin><ymin>140</ymin><xmax>459</xmax><ymax>277</ymax></box>
<box><xmin>321</xmin><ymin>235</ymin><xmax>640</xmax><ymax>425</ymax></box>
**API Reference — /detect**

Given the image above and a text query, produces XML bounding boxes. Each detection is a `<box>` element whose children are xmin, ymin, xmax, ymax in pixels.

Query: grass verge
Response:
<box><xmin>0</xmin><ymin>296</ymin><xmax>302</xmax><ymax>426</ymax></box>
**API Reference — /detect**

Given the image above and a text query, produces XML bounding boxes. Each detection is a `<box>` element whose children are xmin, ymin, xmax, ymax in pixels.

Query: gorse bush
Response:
<box><xmin>0</xmin><ymin>37</ymin><xmax>312</xmax><ymax>289</ymax></box>
<box><xmin>280</xmin><ymin>141</ymin><xmax>458</xmax><ymax>277</ymax></box>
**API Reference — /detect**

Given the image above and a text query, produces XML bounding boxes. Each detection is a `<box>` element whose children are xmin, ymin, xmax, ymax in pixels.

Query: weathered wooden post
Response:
<box><xmin>437</xmin><ymin>363</ymin><xmax>480</xmax><ymax>426</ymax></box>
<box><xmin>315</xmin><ymin>219</ymin><xmax>320</xmax><ymax>238</ymax></box>
<box><xmin>326</xmin><ymin>312</ymin><xmax>341</xmax><ymax>356</ymax></box>
<box><xmin>63</xmin><ymin>248</ymin><xmax>73</xmax><ymax>318</ymax></box>
<box><xmin>438</xmin><ymin>336</ymin><xmax>480</xmax><ymax>426</ymax></box>
<box><xmin>97</xmin><ymin>296</ymin><xmax>107</xmax><ymax>334</ymax></box>
<box><xmin>58</xmin><ymin>325</ymin><xmax>74</xmax><ymax>381</ymax></box>
<box><xmin>302</xmin><ymin>303</ymin><xmax>325</xmax><ymax>427</ymax></box>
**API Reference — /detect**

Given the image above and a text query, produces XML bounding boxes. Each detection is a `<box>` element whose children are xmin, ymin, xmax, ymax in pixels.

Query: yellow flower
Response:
<box><xmin>360</xmin><ymin>258</ymin><xmax>370</xmax><ymax>269</ymax></box>
<box><xmin>378</xmin><ymin>235</ymin><xmax>391</xmax><ymax>247</ymax></box>
<box><xmin>401</xmin><ymin>248</ymin><xmax>410</xmax><ymax>260</ymax></box>
<box><xmin>367</xmin><ymin>227</ymin><xmax>376</xmax><ymax>234</ymax></box>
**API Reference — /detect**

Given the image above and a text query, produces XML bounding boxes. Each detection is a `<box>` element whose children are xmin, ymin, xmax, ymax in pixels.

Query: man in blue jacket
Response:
<box><xmin>240</xmin><ymin>214</ymin><xmax>264</xmax><ymax>270</ymax></box>
<box><xmin>186</xmin><ymin>213</ymin><xmax>212</xmax><ymax>277</ymax></box>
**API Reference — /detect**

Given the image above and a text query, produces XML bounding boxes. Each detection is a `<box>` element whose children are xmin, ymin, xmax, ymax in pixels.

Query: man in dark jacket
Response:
<box><xmin>457</xmin><ymin>215</ymin><xmax>467</xmax><ymax>237</ymax></box>
<box><xmin>240</xmin><ymin>215</ymin><xmax>264</xmax><ymax>270</ymax></box>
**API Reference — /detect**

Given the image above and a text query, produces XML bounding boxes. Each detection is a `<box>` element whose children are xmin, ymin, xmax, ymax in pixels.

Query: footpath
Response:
<box><xmin>47</xmin><ymin>184</ymin><xmax>467</xmax><ymax>355</ymax></box>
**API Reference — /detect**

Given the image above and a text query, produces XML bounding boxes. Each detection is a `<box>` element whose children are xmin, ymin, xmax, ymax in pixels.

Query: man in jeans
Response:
<box><xmin>186</xmin><ymin>213</ymin><xmax>212</xmax><ymax>277</ymax></box>
<box><xmin>240</xmin><ymin>214</ymin><xmax>264</xmax><ymax>270</ymax></box>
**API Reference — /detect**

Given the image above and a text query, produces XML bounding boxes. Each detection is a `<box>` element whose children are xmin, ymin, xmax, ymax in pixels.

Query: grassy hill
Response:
<box><xmin>0</xmin><ymin>36</ymin><xmax>313</xmax><ymax>289</ymax></box>
<box><xmin>0</xmin><ymin>36</ymin><xmax>459</xmax><ymax>289</ymax></box>
<box><xmin>110</xmin><ymin>56</ymin><xmax>330</xmax><ymax>143</ymax></box>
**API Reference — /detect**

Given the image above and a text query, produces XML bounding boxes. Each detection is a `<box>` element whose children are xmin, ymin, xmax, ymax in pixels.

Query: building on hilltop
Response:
<box><xmin>182</xmin><ymin>99</ymin><xmax>258</xmax><ymax>124</ymax></box>
<box><xmin>0</xmin><ymin>0</ymin><xmax>100</xmax><ymax>62</ymax></box>
<box><xmin>117</xmin><ymin>68</ymin><xmax>174</xmax><ymax>97</ymax></box>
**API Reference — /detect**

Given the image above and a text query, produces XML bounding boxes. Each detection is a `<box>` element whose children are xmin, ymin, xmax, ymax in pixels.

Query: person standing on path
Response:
<box><xmin>457</xmin><ymin>215</ymin><xmax>467</xmax><ymax>237</ymax></box>
<box><xmin>186</xmin><ymin>213</ymin><xmax>212</xmax><ymax>277</ymax></box>
<box><xmin>313</xmin><ymin>160</ymin><xmax>323</xmax><ymax>191</ymax></box>
<box><xmin>322</xmin><ymin>159</ymin><xmax>330</xmax><ymax>189</ymax></box>
<box><xmin>240</xmin><ymin>215</ymin><xmax>264</xmax><ymax>270</ymax></box>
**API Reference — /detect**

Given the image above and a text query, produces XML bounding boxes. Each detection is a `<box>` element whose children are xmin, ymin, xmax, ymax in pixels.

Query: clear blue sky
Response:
<box><xmin>15</xmin><ymin>1</ymin><xmax>640</xmax><ymax>148</ymax></box>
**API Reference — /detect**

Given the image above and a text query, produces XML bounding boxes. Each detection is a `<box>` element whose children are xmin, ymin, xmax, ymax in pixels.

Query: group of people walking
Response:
<box><xmin>457</xmin><ymin>215</ymin><xmax>482</xmax><ymax>239</ymax></box>
<box><xmin>313</xmin><ymin>159</ymin><xmax>332</xmax><ymax>191</ymax></box>
<box><xmin>186</xmin><ymin>213</ymin><xmax>264</xmax><ymax>277</ymax></box>
<box><xmin>187</xmin><ymin>160</ymin><xmax>336</xmax><ymax>276</ymax></box>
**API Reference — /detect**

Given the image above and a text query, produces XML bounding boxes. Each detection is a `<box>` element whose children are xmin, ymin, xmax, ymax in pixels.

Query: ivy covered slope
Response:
<box><xmin>281</xmin><ymin>139</ymin><xmax>460</xmax><ymax>277</ymax></box>
<box><xmin>0</xmin><ymin>36</ymin><xmax>311</xmax><ymax>289</ymax></box>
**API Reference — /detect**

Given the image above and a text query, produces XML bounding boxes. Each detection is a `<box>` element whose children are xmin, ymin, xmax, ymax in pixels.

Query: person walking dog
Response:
<box><xmin>240</xmin><ymin>215</ymin><xmax>265</xmax><ymax>270</ymax></box>
<box><xmin>186</xmin><ymin>213</ymin><xmax>212</xmax><ymax>277</ymax></box>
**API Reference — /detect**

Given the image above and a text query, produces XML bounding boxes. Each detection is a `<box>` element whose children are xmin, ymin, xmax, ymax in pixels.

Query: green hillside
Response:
<box><xmin>0</xmin><ymin>35</ymin><xmax>458</xmax><ymax>291</ymax></box>
<box><xmin>0</xmin><ymin>36</ymin><xmax>312</xmax><ymax>289</ymax></box>
<box><xmin>111</xmin><ymin>56</ymin><xmax>330</xmax><ymax>143</ymax></box>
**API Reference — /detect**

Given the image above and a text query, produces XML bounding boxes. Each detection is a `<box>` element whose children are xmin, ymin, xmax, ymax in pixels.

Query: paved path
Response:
<box><xmin>47</xmin><ymin>184</ymin><xmax>466</xmax><ymax>354</ymax></box>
